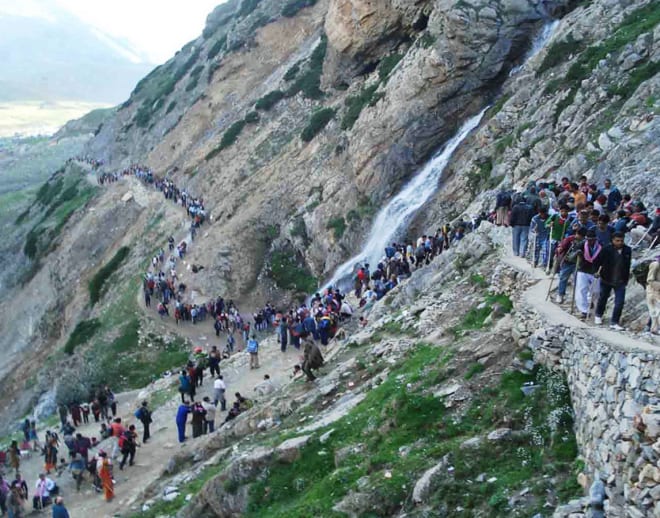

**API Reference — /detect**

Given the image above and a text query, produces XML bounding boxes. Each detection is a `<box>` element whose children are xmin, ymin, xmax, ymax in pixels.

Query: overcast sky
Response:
<box><xmin>0</xmin><ymin>0</ymin><xmax>225</xmax><ymax>63</ymax></box>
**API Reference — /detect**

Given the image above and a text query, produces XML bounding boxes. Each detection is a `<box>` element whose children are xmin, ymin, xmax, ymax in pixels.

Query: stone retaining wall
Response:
<box><xmin>511</xmin><ymin>307</ymin><xmax>660</xmax><ymax>517</ymax></box>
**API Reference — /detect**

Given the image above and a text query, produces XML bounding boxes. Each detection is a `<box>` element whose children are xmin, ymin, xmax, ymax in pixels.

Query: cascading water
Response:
<box><xmin>320</xmin><ymin>19</ymin><xmax>561</xmax><ymax>292</ymax></box>
<box><xmin>509</xmin><ymin>20</ymin><xmax>560</xmax><ymax>76</ymax></box>
<box><xmin>324</xmin><ymin>108</ymin><xmax>488</xmax><ymax>290</ymax></box>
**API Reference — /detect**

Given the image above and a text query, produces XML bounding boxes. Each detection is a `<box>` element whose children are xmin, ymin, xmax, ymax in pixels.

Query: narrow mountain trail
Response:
<box><xmin>12</xmin><ymin>173</ymin><xmax>304</xmax><ymax>518</ymax></box>
<box><xmin>502</xmin><ymin>249</ymin><xmax>659</xmax><ymax>353</ymax></box>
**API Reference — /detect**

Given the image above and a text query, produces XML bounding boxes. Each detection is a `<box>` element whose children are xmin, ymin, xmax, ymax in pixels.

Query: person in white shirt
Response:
<box><xmin>201</xmin><ymin>397</ymin><xmax>216</xmax><ymax>433</ymax></box>
<box><xmin>213</xmin><ymin>376</ymin><xmax>226</xmax><ymax>411</ymax></box>
<box><xmin>33</xmin><ymin>473</ymin><xmax>57</xmax><ymax>509</ymax></box>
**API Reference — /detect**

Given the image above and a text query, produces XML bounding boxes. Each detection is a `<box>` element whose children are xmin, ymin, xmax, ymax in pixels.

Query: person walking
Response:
<box><xmin>97</xmin><ymin>452</ymin><xmax>114</xmax><ymax>501</ymax></box>
<box><xmin>510</xmin><ymin>195</ymin><xmax>533</xmax><ymax>257</ymax></box>
<box><xmin>119</xmin><ymin>425</ymin><xmax>138</xmax><ymax>470</ymax></box>
<box><xmin>7</xmin><ymin>482</ymin><xmax>25</xmax><ymax>518</ymax></box>
<box><xmin>191</xmin><ymin>402</ymin><xmax>206</xmax><ymax>438</ymax></box>
<box><xmin>176</xmin><ymin>401</ymin><xmax>191</xmax><ymax>444</ymax></box>
<box><xmin>246</xmin><ymin>335</ymin><xmax>259</xmax><ymax>369</ymax></box>
<box><xmin>8</xmin><ymin>441</ymin><xmax>20</xmax><ymax>477</ymax></box>
<box><xmin>136</xmin><ymin>401</ymin><xmax>152</xmax><ymax>443</ymax></box>
<box><xmin>213</xmin><ymin>375</ymin><xmax>226</xmax><ymax>410</ymax></box>
<box><xmin>594</xmin><ymin>231</ymin><xmax>632</xmax><ymax>330</ymax></box>
<box><xmin>575</xmin><ymin>229</ymin><xmax>602</xmax><ymax>320</ymax></box>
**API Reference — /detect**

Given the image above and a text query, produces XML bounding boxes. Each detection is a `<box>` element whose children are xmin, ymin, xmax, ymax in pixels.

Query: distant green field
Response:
<box><xmin>0</xmin><ymin>134</ymin><xmax>89</xmax><ymax>196</ymax></box>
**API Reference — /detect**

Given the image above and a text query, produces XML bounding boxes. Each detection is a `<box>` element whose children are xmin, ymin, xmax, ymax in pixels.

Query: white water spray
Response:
<box><xmin>324</xmin><ymin>108</ymin><xmax>488</xmax><ymax>290</ymax></box>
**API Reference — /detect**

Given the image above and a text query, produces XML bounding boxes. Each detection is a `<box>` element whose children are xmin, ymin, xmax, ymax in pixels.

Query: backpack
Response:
<box><xmin>633</xmin><ymin>259</ymin><xmax>652</xmax><ymax>288</ymax></box>
<box><xmin>134</xmin><ymin>407</ymin><xmax>144</xmax><ymax>420</ymax></box>
<box><xmin>246</xmin><ymin>339</ymin><xmax>258</xmax><ymax>353</ymax></box>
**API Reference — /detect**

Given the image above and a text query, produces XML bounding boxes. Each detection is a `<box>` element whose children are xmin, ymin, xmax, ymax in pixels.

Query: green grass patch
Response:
<box><xmin>326</xmin><ymin>216</ymin><xmax>346</xmax><ymax>239</ymax></box>
<box><xmin>63</xmin><ymin>318</ymin><xmax>102</xmax><ymax>355</ymax></box>
<box><xmin>88</xmin><ymin>246</ymin><xmax>131</xmax><ymax>306</ymax></box>
<box><xmin>469</xmin><ymin>273</ymin><xmax>488</xmax><ymax>288</ymax></box>
<box><xmin>270</xmin><ymin>251</ymin><xmax>318</xmax><ymax>293</ymax></box>
<box><xmin>464</xmin><ymin>362</ymin><xmax>486</xmax><ymax>380</ymax></box>
<box><xmin>241</xmin><ymin>343</ymin><xmax>578</xmax><ymax>517</ymax></box>
<box><xmin>301</xmin><ymin>108</ymin><xmax>336</xmax><ymax>142</ymax></box>
<box><xmin>451</xmin><ymin>294</ymin><xmax>512</xmax><ymax>336</ymax></box>
<box><xmin>537</xmin><ymin>34</ymin><xmax>583</xmax><ymax>76</ymax></box>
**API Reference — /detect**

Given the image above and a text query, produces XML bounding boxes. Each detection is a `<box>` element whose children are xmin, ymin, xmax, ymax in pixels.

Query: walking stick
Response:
<box><xmin>570</xmin><ymin>255</ymin><xmax>581</xmax><ymax>315</ymax></box>
<box><xmin>632</xmin><ymin>226</ymin><xmax>651</xmax><ymax>249</ymax></box>
<box><xmin>545</xmin><ymin>254</ymin><xmax>561</xmax><ymax>300</ymax></box>
<box><xmin>546</xmin><ymin>220</ymin><xmax>555</xmax><ymax>275</ymax></box>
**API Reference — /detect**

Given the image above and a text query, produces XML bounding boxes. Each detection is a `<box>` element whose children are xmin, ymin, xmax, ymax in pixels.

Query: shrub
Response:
<box><xmin>36</xmin><ymin>178</ymin><xmax>63</xmax><ymax>205</ymax></box>
<box><xmin>255</xmin><ymin>90</ymin><xmax>284</xmax><ymax>111</ymax></box>
<box><xmin>64</xmin><ymin>318</ymin><xmax>102</xmax><ymax>355</ymax></box>
<box><xmin>207</xmin><ymin>35</ymin><xmax>227</xmax><ymax>59</ymax></box>
<box><xmin>283</xmin><ymin>63</ymin><xmax>300</xmax><ymax>81</ymax></box>
<box><xmin>285</xmin><ymin>35</ymin><xmax>327</xmax><ymax>100</ymax></box>
<box><xmin>326</xmin><ymin>216</ymin><xmax>346</xmax><ymax>239</ymax></box>
<box><xmin>88</xmin><ymin>246</ymin><xmax>130</xmax><ymax>305</ymax></box>
<box><xmin>341</xmin><ymin>84</ymin><xmax>379</xmax><ymax>130</ymax></box>
<box><xmin>301</xmin><ymin>108</ymin><xmax>336</xmax><ymax>142</ymax></box>
<box><xmin>244</xmin><ymin>111</ymin><xmax>260</xmax><ymax>123</ymax></box>
<box><xmin>282</xmin><ymin>0</ymin><xmax>318</xmax><ymax>17</ymax></box>
<box><xmin>205</xmin><ymin>120</ymin><xmax>247</xmax><ymax>159</ymax></box>
<box><xmin>270</xmin><ymin>251</ymin><xmax>317</xmax><ymax>293</ymax></box>
<box><xmin>378</xmin><ymin>53</ymin><xmax>403</xmax><ymax>82</ymax></box>
<box><xmin>24</xmin><ymin>228</ymin><xmax>39</xmax><ymax>259</ymax></box>
<box><xmin>166</xmin><ymin>101</ymin><xmax>177</xmax><ymax>114</ymax></box>
<box><xmin>185</xmin><ymin>77</ymin><xmax>198</xmax><ymax>92</ymax></box>
<box><xmin>134</xmin><ymin>103</ymin><xmax>153</xmax><ymax>128</ymax></box>
<box><xmin>537</xmin><ymin>35</ymin><xmax>582</xmax><ymax>76</ymax></box>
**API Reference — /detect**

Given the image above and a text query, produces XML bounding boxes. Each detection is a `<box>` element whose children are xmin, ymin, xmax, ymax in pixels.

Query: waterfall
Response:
<box><xmin>509</xmin><ymin>20</ymin><xmax>560</xmax><ymax>76</ymax></box>
<box><xmin>323</xmin><ymin>108</ymin><xmax>488</xmax><ymax>290</ymax></box>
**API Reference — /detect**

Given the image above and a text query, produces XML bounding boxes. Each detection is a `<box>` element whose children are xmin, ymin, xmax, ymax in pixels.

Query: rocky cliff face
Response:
<box><xmin>84</xmin><ymin>0</ymin><xmax>588</xmax><ymax>306</ymax></box>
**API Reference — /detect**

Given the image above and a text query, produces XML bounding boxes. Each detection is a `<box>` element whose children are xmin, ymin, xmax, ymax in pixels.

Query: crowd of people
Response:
<box><xmin>493</xmin><ymin>176</ymin><xmax>659</xmax><ymax>332</ymax></box>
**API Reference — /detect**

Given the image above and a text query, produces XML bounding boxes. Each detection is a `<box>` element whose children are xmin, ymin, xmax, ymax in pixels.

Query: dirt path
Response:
<box><xmin>502</xmin><ymin>252</ymin><xmax>659</xmax><ymax>353</ymax></box>
<box><xmin>11</xmin><ymin>177</ymin><xmax>302</xmax><ymax>517</ymax></box>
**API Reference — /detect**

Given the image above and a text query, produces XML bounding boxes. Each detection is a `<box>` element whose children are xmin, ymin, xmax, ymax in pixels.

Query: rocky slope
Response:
<box><xmin>2</xmin><ymin>0</ymin><xmax>660</xmax><ymax>514</ymax></box>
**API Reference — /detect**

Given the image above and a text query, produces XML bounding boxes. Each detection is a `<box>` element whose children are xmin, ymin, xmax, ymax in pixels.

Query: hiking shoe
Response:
<box><xmin>580</xmin><ymin>313</ymin><xmax>587</xmax><ymax>321</ymax></box>
<box><xmin>594</xmin><ymin>317</ymin><xmax>603</xmax><ymax>325</ymax></box>
<box><xmin>554</xmin><ymin>295</ymin><xmax>564</xmax><ymax>304</ymax></box>
<box><xmin>610</xmin><ymin>323</ymin><xmax>624</xmax><ymax>331</ymax></box>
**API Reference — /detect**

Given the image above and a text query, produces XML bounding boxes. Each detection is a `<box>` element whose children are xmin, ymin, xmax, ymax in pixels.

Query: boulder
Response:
<box><xmin>275</xmin><ymin>435</ymin><xmax>312</xmax><ymax>463</ymax></box>
<box><xmin>412</xmin><ymin>455</ymin><xmax>449</xmax><ymax>504</ymax></box>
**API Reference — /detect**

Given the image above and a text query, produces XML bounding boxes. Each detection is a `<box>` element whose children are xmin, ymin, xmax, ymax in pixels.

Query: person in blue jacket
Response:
<box><xmin>176</xmin><ymin>401</ymin><xmax>191</xmax><ymax>443</ymax></box>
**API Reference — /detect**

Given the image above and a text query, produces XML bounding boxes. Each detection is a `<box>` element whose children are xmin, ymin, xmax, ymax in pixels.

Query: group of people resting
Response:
<box><xmin>494</xmin><ymin>176</ymin><xmax>659</xmax><ymax>333</ymax></box>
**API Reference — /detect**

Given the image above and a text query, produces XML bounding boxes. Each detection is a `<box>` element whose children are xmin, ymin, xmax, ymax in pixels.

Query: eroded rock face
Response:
<box><xmin>324</xmin><ymin>0</ymin><xmax>406</xmax><ymax>82</ymax></box>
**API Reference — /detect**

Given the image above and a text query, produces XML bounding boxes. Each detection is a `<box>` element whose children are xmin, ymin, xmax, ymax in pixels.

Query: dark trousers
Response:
<box><xmin>120</xmin><ymin>448</ymin><xmax>135</xmax><ymax>469</ymax></box>
<box><xmin>595</xmin><ymin>283</ymin><xmax>626</xmax><ymax>325</ymax></box>
<box><xmin>302</xmin><ymin>361</ymin><xmax>316</xmax><ymax>381</ymax></box>
<box><xmin>142</xmin><ymin>422</ymin><xmax>150</xmax><ymax>443</ymax></box>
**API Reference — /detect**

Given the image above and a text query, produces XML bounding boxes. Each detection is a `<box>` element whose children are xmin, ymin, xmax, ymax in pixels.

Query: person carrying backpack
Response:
<box><xmin>495</xmin><ymin>190</ymin><xmax>511</xmax><ymax>226</ymax></box>
<box><xmin>119</xmin><ymin>426</ymin><xmax>138</xmax><ymax>470</ymax></box>
<box><xmin>246</xmin><ymin>335</ymin><xmax>259</xmax><ymax>369</ymax></box>
<box><xmin>135</xmin><ymin>401</ymin><xmax>152</xmax><ymax>443</ymax></box>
